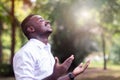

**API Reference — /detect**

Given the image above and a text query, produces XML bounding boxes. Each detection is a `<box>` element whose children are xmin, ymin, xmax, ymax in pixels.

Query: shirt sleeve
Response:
<box><xmin>13</xmin><ymin>51</ymin><xmax>35</xmax><ymax>80</ymax></box>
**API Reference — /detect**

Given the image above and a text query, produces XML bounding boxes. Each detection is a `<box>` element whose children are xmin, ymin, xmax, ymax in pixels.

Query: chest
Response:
<box><xmin>34</xmin><ymin>48</ymin><xmax>55</xmax><ymax>74</ymax></box>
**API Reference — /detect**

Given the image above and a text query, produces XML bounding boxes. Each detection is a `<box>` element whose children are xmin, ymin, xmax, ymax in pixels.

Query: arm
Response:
<box><xmin>43</xmin><ymin>55</ymin><xmax>74</xmax><ymax>80</ymax></box>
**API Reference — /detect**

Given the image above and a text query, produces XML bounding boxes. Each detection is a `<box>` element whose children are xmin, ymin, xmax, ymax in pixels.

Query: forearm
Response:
<box><xmin>57</xmin><ymin>72</ymin><xmax>75</xmax><ymax>80</ymax></box>
<box><xmin>42</xmin><ymin>73</ymin><xmax>58</xmax><ymax>80</ymax></box>
<box><xmin>43</xmin><ymin>72</ymin><xmax>74</xmax><ymax>80</ymax></box>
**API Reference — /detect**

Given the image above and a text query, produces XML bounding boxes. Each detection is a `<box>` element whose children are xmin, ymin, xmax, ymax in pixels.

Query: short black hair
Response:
<box><xmin>21</xmin><ymin>14</ymin><xmax>35</xmax><ymax>38</ymax></box>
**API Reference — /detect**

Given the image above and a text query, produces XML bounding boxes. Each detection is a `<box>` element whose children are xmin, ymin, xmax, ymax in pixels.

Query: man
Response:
<box><xmin>13</xmin><ymin>14</ymin><xmax>90</xmax><ymax>80</ymax></box>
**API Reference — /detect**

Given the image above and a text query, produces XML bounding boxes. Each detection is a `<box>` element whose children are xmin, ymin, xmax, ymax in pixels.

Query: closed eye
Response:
<box><xmin>37</xmin><ymin>17</ymin><xmax>45</xmax><ymax>22</ymax></box>
<box><xmin>39</xmin><ymin>19</ymin><xmax>44</xmax><ymax>22</ymax></box>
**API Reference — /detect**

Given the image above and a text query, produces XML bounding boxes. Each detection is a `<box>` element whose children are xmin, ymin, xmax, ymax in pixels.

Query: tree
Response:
<box><xmin>0</xmin><ymin>0</ymin><xmax>29</xmax><ymax>64</ymax></box>
<box><xmin>10</xmin><ymin>0</ymin><xmax>15</xmax><ymax>65</ymax></box>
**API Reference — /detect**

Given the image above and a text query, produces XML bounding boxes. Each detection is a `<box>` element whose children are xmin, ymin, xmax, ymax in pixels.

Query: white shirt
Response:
<box><xmin>13</xmin><ymin>39</ymin><xmax>55</xmax><ymax>80</ymax></box>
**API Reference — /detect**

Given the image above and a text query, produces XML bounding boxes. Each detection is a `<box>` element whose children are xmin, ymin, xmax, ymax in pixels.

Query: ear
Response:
<box><xmin>27</xmin><ymin>26</ymin><xmax>35</xmax><ymax>32</ymax></box>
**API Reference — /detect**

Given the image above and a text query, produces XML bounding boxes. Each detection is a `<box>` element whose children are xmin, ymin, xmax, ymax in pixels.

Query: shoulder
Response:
<box><xmin>13</xmin><ymin>41</ymin><xmax>36</xmax><ymax>61</ymax></box>
<box><xmin>13</xmin><ymin>40</ymin><xmax>43</xmax><ymax>61</ymax></box>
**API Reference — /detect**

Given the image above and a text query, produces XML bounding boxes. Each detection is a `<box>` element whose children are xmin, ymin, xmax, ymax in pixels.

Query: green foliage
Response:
<box><xmin>0</xmin><ymin>64</ymin><xmax>14</xmax><ymax>77</ymax></box>
<box><xmin>2</xmin><ymin>49</ymin><xmax>11</xmax><ymax>64</ymax></box>
<box><xmin>110</xmin><ymin>43</ymin><xmax>120</xmax><ymax>64</ymax></box>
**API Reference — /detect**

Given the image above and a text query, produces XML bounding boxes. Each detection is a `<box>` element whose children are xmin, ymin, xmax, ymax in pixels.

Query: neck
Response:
<box><xmin>29</xmin><ymin>36</ymin><xmax>49</xmax><ymax>45</ymax></box>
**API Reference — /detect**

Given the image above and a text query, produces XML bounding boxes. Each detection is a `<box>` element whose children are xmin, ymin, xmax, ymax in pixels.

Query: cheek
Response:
<box><xmin>36</xmin><ymin>27</ymin><xmax>46</xmax><ymax>33</ymax></box>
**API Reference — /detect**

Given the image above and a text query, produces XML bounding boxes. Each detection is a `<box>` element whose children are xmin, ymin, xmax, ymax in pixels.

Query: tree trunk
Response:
<box><xmin>102</xmin><ymin>33</ymin><xmax>107</xmax><ymax>70</ymax></box>
<box><xmin>10</xmin><ymin>0</ymin><xmax>15</xmax><ymax>65</ymax></box>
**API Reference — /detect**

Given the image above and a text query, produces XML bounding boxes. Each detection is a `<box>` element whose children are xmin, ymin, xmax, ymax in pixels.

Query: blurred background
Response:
<box><xmin>0</xmin><ymin>0</ymin><xmax>120</xmax><ymax>80</ymax></box>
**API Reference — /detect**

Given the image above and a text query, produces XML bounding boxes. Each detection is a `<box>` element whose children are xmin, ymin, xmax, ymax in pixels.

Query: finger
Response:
<box><xmin>78</xmin><ymin>63</ymin><xmax>83</xmax><ymax>68</ymax></box>
<box><xmin>62</xmin><ymin>55</ymin><xmax>74</xmax><ymax>68</ymax></box>
<box><xmin>54</xmin><ymin>57</ymin><xmax>59</xmax><ymax>64</ymax></box>
<box><xmin>83</xmin><ymin>60</ymin><xmax>90</xmax><ymax>70</ymax></box>
<box><xmin>63</xmin><ymin>55</ymin><xmax>74</xmax><ymax>65</ymax></box>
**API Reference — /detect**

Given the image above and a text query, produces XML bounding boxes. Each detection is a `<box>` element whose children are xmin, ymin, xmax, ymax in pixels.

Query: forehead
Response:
<box><xmin>30</xmin><ymin>15</ymin><xmax>43</xmax><ymax>20</ymax></box>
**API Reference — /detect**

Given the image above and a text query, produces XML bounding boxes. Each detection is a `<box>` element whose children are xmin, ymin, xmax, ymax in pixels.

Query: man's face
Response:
<box><xmin>30</xmin><ymin>15</ymin><xmax>52</xmax><ymax>36</ymax></box>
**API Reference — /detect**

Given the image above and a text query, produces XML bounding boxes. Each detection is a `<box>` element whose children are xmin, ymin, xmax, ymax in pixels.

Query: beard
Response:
<box><xmin>38</xmin><ymin>28</ymin><xmax>52</xmax><ymax>37</ymax></box>
<box><xmin>45</xmin><ymin>28</ymin><xmax>53</xmax><ymax>35</ymax></box>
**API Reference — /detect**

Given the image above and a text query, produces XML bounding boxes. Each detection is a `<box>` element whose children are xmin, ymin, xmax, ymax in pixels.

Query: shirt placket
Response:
<box><xmin>44</xmin><ymin>46</ymin><xmax>54</xmax><ymax>67</ymax></box>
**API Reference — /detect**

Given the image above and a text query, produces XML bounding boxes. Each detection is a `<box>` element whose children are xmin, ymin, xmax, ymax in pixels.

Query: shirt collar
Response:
<box><xmin>29</xmin><ymin>38</ymin><xmax>50</xmax><ymax>49</ymax></box>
